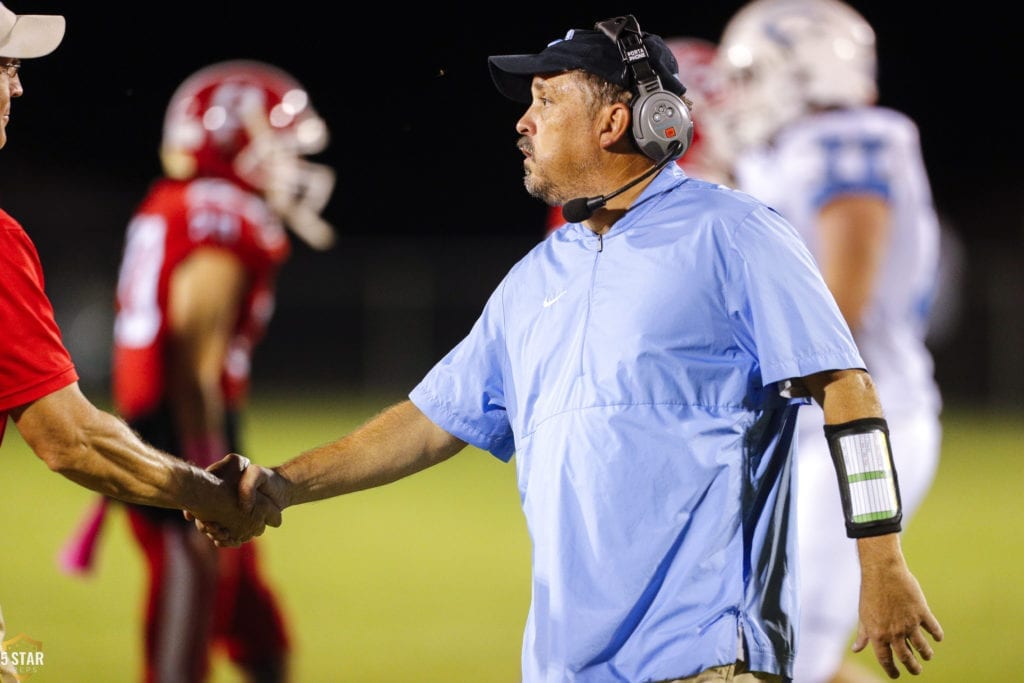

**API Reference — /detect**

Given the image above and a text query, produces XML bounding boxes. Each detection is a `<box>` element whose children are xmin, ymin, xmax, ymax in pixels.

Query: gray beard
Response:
<box><xmin>524</xmin><ymin>169</ymin><xmax>573</xmax><ymax>207</ymax></box>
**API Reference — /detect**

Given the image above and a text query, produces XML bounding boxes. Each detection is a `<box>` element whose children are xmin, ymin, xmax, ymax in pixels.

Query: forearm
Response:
<box><xmin>274</xmin><ymin>400</ymin><xmax>465</xmax><ymax>508</ymax></box>
<box><xmin>14</xmin><ymin>383</ymin><xmax>224</xmax><ymax>514</ymax></box>
<box><xmin>36</xmin><ymin>405</ymin><xmax>223</xmax><ymax>511</ymax></box>
<box><xmin>803</xmin><ymin>368</ymin><xmax>904</xmax><ymax>539</ymax></box>
<box><xmin>802</xmin><ymin>372</ymin><xmax>942</xmax><ymax>674</ymax></box>
<box><xmin>166</xmin><ymin>245</ymin><xmax>244</xmax><ymax>465</ymax></box>
<box><xmin>55</xmin><ymin>408</ymin><xmax>219</xmax><ymax>510</ymax></box>
<box><xmin>857</xmin><ymin>533</ymin><xmax>905</xmax><ymax>572</ymax></box>
<box><xmin>818</xmin><ymin>194</ymin><xmax>889</xmax><ymax>332</ymax></box>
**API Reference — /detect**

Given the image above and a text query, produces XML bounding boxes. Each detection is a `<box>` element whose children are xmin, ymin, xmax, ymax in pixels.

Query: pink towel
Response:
<box><xmin>57</xmin><ymin>497</ymin><xmax>110</xmax><ymax>576</ymax></box>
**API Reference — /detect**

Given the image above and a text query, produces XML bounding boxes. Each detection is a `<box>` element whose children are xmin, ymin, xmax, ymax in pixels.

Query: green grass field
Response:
<box><xmin>1</xmin><ymin>393</ymin><xmax>1020</xmax><ymax>682</ymax></box>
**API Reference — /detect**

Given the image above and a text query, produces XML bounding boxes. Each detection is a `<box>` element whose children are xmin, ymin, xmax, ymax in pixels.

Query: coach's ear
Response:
<box><xmin>598</xmin><ymin>100</ymin><xmax>634</xmax><ymax>152</ymax></box>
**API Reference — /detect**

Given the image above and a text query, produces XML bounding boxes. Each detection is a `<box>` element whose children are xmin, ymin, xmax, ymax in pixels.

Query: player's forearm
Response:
<box><xmin>64</xmin><ymin>409</ymin><xmax>223</xmax><ymax>510</ymax></box>
<box><xmin>36</xmin><ymin>407</ymin><xmax>222</xmax><ymax>516</ymax></box>
<box><xmin>56</xmin><ymin>417</ymin><xmax>275</xmax><ymax>537</ymax></box>
<box><xmin>273</xmin><ymin>400</ymin><xmax>464</xmax><ymax>508</ymax></box>
<box><xmin>15</xmin><ymin>383</ymin><xmax>228</xmax><ymax>514</ymax></box>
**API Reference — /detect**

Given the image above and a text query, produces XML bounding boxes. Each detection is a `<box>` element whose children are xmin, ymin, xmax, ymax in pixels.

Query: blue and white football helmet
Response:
<box><xmin>709</xmin><ymin>0</ymin><xmax>877</xmax><ymax>162</ymax></box>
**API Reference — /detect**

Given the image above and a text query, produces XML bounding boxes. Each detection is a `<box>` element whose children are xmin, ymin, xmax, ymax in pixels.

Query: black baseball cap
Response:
<box><xmin>488</xmin><ymin>22</ymin><xmax>686</xmax><ymax>103</ymax></box>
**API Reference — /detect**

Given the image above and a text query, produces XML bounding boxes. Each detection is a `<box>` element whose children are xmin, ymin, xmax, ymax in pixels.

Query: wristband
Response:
<box><xmin>823</xmin><ymin>417</ymin><xmax>903</xmax><ymax>538</ymax></box>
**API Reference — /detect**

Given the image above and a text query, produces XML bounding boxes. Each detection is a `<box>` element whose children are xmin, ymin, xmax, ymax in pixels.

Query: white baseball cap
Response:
<box><xmin>0</xmin><ymin>2</ymin><xmax>64</xmax><ymax>59</ymax></box>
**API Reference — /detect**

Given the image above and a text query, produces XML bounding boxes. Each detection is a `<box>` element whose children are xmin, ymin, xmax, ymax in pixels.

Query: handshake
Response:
<box><xmin>183</xmin><ymin>453</ymin><xmax>289</xmax><ymax>547</ymax></box>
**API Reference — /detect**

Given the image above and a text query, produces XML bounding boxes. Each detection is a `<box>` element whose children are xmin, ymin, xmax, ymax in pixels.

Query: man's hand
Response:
<box><xmin>184</xmin><ymin>453</ymin><xmax>282</xmax><ymax>547</ymax></box>
<box><xmin>854</xmin><ymin>535</ymin><xmax>944</xmax><ymax>678</ymax></box>
<box><xmin>197</xmin><ymin>464</ymin><xmax>291</xmax><ymax>545</ymax></box>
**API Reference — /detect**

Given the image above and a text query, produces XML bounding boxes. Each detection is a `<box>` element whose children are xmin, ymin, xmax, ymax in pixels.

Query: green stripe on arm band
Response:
<box><xmin>824</xmin><ymin>417</ymin><xmax>903</xmax><ymax>538</ymax></box>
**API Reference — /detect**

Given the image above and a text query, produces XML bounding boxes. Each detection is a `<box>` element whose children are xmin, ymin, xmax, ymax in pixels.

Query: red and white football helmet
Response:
<box><xmin>663</xmin><ymin>36</ymin><xmax>733</xmax><ymax>184</ymax></box>
<box><xmin>160</xmin><ymin>60</ymin><xmax>336</xmax><ymax>250</ymax></box>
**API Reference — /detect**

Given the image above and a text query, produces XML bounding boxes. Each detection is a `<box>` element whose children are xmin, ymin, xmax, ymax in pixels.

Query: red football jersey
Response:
<box><xmin>0</xmin><ymin>210</ymin><xmax>79</xmax><ymax>445</ymax></box>
<box><xmin>112</xmin><ymin>178</ymin><xmax>290</xmax><ymax>420</ymax></box>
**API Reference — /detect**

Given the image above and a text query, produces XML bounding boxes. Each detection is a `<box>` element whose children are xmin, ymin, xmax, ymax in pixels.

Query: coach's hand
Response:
<box><xmin>186</xmin><ymin>454</ymin><xmax>283</xmax><ymax>546</ymax></box>
<box><xmin>854</xmin><ymin>535</ymin><xmax>944</xmax><ymax>678</ymax></box>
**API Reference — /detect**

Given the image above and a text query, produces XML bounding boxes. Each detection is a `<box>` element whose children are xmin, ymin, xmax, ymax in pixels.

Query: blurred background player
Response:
<box><xmin>542</xmin><ymin>35</ymin><xmax>730</xmax><ymax>235</ymax></box>
<box><xmin>710</xmin><ymin>1</ymin><xmax>944</xmax><ymax>681</ymax></box>
<box><xmin>59</xmin><ymin>60</ymin><xmax>336</xmax><ymax>682</ymax></box>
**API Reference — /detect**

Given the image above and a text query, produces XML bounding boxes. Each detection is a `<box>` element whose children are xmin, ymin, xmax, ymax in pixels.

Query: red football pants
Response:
<box><xmin>127</xmin><ymin>507</ymin><xmax>290</xmax><ymax>682</ymax></box>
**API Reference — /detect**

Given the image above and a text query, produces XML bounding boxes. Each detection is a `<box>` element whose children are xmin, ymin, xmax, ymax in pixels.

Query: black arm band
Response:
<box><xmin>823</xmin><ymin>417</ymin><xmax>903</xmax><ymax>539</ymax></box>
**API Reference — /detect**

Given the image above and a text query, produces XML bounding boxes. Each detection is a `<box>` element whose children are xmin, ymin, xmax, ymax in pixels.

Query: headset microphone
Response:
<box><xmin>561</xmin><ymin>139</ymin><xmax>682</xmax><ymax>223</ymax></box>
<box><xmin>561</xmin><ymin>15</ymin><xmax>692</xmax><ymax>224</ymax></box>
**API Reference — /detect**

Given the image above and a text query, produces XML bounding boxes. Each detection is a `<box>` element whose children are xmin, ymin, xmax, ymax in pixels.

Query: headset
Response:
<box><xmin>561</xmin><ymin>16</ymin><xmax>695</xmax><ymax>222</ymax></box>
<box><xmin>596</xmin><ymin>15</ymin><xmax>693</xmax><ymax>162</ymax></box>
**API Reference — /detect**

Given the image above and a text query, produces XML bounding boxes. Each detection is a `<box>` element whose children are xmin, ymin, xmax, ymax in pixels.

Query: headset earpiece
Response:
<box><xmin>596</xmin><ymin>15</ymin><xmax>693</xmax><ymax>162</ymax></box>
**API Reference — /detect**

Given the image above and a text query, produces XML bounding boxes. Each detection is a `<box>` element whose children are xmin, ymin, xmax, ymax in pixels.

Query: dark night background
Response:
<box><xmin>2</xmin><ymin>3</ymin><xmax>1020</xmax><ymax>406</ymax></box>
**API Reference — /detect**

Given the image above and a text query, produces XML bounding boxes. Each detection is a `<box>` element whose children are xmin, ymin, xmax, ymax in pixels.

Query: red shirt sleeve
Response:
<box><xmin>0</xmin><ymin>211</ymin><xmax>78</xmax><ymax>443</ymax></box>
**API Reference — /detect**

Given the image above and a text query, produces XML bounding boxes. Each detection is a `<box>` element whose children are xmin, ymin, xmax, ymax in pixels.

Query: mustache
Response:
<box><xmin>517</xmin><ymin>136</ymin><xmax>533</xmax><ymax>156</ymax></box>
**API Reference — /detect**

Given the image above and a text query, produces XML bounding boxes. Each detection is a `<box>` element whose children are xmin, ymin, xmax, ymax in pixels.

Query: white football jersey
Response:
<box><xmin>733</xmin><ymin>106</ymin><xmax>942</xmax><ymax>419</ymax></box>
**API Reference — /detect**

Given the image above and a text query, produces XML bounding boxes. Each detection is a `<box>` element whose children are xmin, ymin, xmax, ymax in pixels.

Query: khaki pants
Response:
<box><xmin>0</xmin><ymin>604</ymin><xmax>18</xmax><ymax>683</ymax></box>
<box><xmin>658</xmin><ymin>660</ymin><xmax>785</xmax><ymax>683</ymax></box>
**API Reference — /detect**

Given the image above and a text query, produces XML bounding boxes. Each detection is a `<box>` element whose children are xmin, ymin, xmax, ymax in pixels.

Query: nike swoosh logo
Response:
<box><xmin>543</xmin><ymin>290</ymin><xmax>567</xmax><ymax>307</ymax></box>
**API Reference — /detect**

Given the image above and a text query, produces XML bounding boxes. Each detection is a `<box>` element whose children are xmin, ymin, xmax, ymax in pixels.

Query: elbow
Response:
<box><xmin>24</xmin><ymin>416</ymin><xmax>100</xmax><ymax>480</ymax></box>
<box><xmin>803</xmin><ymin>367</ymin><xmax>876</xmax><ymax>407</ymax></box>
<box><xmin>34</xmin><ymin>442</ymin><xmax>81</xmax><ymax>477</ymax></box>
